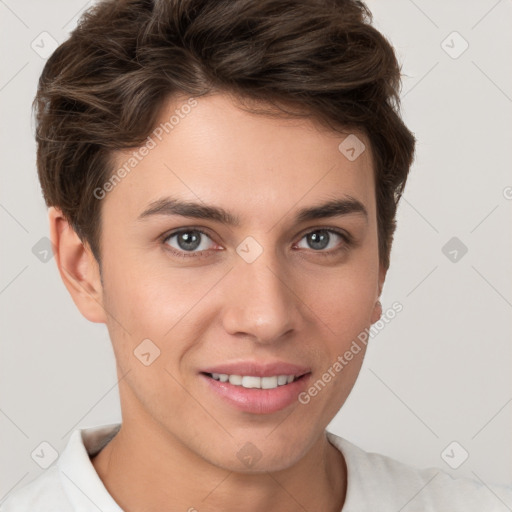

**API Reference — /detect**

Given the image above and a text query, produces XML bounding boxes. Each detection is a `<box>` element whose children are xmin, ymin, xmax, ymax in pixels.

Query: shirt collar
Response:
<box><xmin>58</xmin><ymin>423</ymin><xmax>123</xmax><ymax>512</ymax></box>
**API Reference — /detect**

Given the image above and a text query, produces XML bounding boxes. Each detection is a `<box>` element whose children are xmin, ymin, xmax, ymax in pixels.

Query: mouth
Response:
<box><xmin>199</xmin><ymin>368</ymin><xmax>312</xmax><ymax>414</ymax></box>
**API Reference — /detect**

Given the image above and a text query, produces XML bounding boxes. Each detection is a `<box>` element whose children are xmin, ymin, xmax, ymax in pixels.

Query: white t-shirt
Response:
<box><xmin>1</xmin><ymin>422</ymin><xmax>511</xmax><ymax>511</ymax></box>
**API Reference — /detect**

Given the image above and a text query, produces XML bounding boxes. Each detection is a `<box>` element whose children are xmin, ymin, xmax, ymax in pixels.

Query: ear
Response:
<box><xmin>48</xmin><ymin>207</ymin><xmax>107</xmax><ymax>323</ymax></box>
<box><xmin>370</xmin><ymin>263</ymin><xmax>387</xmax><ymax>324</ymax></box>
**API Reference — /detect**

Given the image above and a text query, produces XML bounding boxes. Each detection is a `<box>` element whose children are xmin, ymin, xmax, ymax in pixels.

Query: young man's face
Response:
<box><xmin>86</xmin><ymin>93</ymin><xmax>383</xmax><ymax>472</ymax></box>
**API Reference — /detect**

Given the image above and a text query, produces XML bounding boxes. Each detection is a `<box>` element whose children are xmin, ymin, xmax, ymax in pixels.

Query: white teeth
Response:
<box><xmin>261</xmin><ymin>376</ymin><xmax>278</xmax><ymax>389</ymax></box>
<box><xmin>242</xmin><ymin>376</ymin><xmax>261</xmax><ymax>388</ymax></box>
<box><xmin>229</xmin><ymin>375</ymin><xmax>243</xmax><ymax>385</ymax></box>
<box><xmin>277</xmin><ymin>375</ymin><xmax>288</xmax><ymax>385</ymax></box>
<box><xmin>211</xmin><ymin>373</ymin><xmax>228</xmax><ymax>382</ymax></box>
<box><xmin>209</xmin><ymin>373</ymin><xmax>297</xmax><ymax>389</ymax></box>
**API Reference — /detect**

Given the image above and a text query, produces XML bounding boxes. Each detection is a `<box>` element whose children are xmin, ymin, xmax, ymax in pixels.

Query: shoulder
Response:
<box><xmin>0</xmin><ymin>466</ymin><xmax>72</xmax><ymax>512</ymax></box>
<box><xmin>327</xmin><ymin>431</ymin><xmax>512</xmax><ymax>512</ymax></box>
<box><xmin>1</xmin><ymin>423</ymin><xmax>122</xmax><ymax>512</ymax></box>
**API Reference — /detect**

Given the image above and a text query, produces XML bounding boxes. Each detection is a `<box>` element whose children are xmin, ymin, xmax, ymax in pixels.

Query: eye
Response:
<box><xmin>161</xmin><ymin>227</ymin><xmax>352</xmax><ymax>260</ymax></box>
<box><xmin>163</xmin><ymin>229</ymin><xmax>217</xmax><ymax>256</ymax></box>
<box><xmin>295</xmin><ymin>228</ymin><xmax>350</xmax><ymax>254</ymax></box>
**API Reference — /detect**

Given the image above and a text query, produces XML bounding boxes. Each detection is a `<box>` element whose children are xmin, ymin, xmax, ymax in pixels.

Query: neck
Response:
<box><xmin>91</xmin><ymin>421</ymin><xmax>347</xmax><ymax>512</ymax></box>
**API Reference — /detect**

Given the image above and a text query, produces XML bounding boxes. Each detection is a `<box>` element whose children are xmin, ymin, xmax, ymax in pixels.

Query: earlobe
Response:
<box><xmin>48</xmin><ymin>207</ymin><xmax>107</xmax><ymax>324</ymax></box>
<box><xmin>371</xmin><ymin>299</ymin><xmax>382</xmax><ymax>324</ymax></box>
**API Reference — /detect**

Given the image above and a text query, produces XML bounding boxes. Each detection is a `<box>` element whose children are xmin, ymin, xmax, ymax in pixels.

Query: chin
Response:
<box><xmin>199</xmin><ymin>432</ymin><xmax>314</xmax><ymax>475</ymax></box>
<box><xmin>215</xmin><ymin>450</ymin><xmax>302</xmax><ymax>474</ymax></box>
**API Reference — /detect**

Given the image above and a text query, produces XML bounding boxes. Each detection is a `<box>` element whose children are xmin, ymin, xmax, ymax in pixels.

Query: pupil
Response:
<box><xmin>308</xmin><ymin>230</ymin><xmax>329</xmax><ymax>250</ymax></box>
<box><xmin>178</xmin><ymin>231</ymin><xmax>201</xmax><ymax>251</ymax></box>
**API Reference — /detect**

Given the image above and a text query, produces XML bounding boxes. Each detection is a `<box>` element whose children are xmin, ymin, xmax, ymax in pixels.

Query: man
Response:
<box><xmin>2</xmin><ymin>0</ymin><xmax>510</xmax><ymax>510</ymax></box>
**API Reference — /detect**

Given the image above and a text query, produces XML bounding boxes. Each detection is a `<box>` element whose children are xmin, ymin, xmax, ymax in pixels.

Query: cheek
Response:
<box><xmin>102</xmin><ymin>253</ymin><xmax>198</xmax><ymax>333</ymax></box>
<box><xmin>299</xmin><ymin>261</ymin><xmax>379</xmax><ymax>341</ymax></box>
<box><xmin>100</xmin><ymin>260</ymin><xmax>222</xmax><ymax>381</ymax></box>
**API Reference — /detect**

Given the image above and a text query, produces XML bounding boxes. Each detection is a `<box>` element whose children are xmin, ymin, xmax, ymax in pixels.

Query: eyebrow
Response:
<box><xmin>137</xmin><ymin>195</ymin><xmax>368</xmax><ymax>226</ymax></box>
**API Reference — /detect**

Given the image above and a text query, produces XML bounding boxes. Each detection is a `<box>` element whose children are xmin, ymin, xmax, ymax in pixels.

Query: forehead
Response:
<box><xmin>103</xmin><ymin>93</ymin><xmax>376</xmax><ymax>225</ymax></box>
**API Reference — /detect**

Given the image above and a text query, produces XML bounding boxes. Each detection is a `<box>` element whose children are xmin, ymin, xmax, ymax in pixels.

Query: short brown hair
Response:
<box><xmin>34</xmin><ymin>0</ymin><xmax>415</xmax><ymax>270</ymax></box>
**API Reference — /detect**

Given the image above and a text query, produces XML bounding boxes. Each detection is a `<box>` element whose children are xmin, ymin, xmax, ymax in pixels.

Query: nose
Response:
<box><xmin>221</xmin><ymin>249</ymin><xmax>301</xmax><ymax>345</ymax></box>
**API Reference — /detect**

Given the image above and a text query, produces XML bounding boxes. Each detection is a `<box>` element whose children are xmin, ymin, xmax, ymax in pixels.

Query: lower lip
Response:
<box><xmin>200</xmin><ymin>373</ymin><xmax>311</xmax><ymax>414</ymax></box>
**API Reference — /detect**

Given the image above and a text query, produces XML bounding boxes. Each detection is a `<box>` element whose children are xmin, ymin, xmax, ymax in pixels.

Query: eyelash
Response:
<box><xmin>161</xmin><ymin>227</ymin><xmax>353</xmax><ymax>259</ymax></box>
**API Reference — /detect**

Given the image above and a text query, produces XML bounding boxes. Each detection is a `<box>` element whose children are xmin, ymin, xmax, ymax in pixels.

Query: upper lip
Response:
<box><xmin>201</xmin><ymin>361</ymin><xmax>311</xmax><ymax>378</ymax></box>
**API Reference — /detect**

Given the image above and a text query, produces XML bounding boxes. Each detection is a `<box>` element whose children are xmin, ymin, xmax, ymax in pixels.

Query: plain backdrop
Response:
<box><xmin>1</xmin><ymin>0</ymin><xmax>511</xmax><ymax>502</ymax></box>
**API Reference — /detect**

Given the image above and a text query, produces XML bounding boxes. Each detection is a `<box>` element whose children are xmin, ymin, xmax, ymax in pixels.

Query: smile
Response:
<box><xmin>206</xmin><ymin>373</ymin><xmax>299</xmax><ymax>389</ymax></box>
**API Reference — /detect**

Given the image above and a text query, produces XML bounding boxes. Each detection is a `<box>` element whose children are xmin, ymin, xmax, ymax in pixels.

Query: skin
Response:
<box><xmin>49</xmin><ymin>92</ymin><xmax>385</xmax><ymax>512</ymax></box>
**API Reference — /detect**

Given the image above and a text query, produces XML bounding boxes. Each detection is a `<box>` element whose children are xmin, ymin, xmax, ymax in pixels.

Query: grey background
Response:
<box><xmin>1</xmin><ymin>0</ymin><xmax>511</xmax><ymax>502</ymax></box>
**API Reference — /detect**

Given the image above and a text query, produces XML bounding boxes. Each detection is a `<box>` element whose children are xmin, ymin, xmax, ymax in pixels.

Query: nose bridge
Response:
<box><xmin>222</xmin><ymin>239</ymin><xmax>298</xmax><ymax>343</ymax></box>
